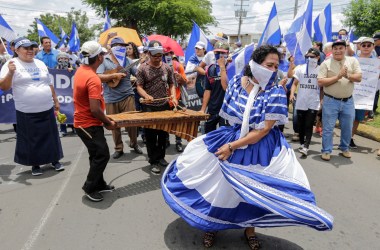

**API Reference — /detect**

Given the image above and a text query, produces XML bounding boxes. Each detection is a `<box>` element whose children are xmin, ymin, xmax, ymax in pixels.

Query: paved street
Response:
<box><xmin>1</xmin><ymin>123</ymin><xmax>379</xmax><ymax>250</ymax></box>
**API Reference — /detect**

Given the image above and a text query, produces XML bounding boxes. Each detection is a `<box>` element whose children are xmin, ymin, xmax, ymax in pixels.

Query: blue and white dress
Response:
<box><xmin>162</xmin><ymin>75</ymin><xmax>333</xmax><ymax>232</ymax></box>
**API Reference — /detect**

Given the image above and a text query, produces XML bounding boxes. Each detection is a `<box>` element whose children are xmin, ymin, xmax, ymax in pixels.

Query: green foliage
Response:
<box><xmin>26</xmin><ymin>8</ymin><xmax>101</xmax><ymax>45</ymax></box>
<box><xmin>83</xmin><ymin>0</ymin><xmax>215</xmax><ymax>37</ymax></box>
<box><xmin>343</xmin><ymin>0</ymin><xmax>380</xmax><ymax>37</ymax></box>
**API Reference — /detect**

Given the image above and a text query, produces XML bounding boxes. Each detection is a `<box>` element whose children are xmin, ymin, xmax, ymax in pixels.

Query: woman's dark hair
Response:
<box><xmin>250</xmin><ymin>45</ymin><xmax>281</xmax><ymax>65</ymax></box>
<box><xmin>127</xmin><ymin>42</ymin><xmax>139</xmax><ymax>59</ymax></box>
<box><xmin>243</xmin><ymin>65</ymin><xmax>253</xmax><ymax>77</ymax></box>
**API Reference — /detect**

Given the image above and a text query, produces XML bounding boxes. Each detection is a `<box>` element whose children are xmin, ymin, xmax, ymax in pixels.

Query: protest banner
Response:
<box><xmin>0</xmin><ymin>69</ymin><xmax>75</xmax><ymax>124</ymax></box>
<box><xmin>353</xmin><ymin>58</ymin><xmax>380</xmax><ymax>110</ymax></box>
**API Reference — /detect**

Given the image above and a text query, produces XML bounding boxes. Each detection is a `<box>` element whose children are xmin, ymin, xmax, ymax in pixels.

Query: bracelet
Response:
<box><xmin>227</xmin><ymin>143</ymin><xmax>234</xmax><ymax>152</ymax></box>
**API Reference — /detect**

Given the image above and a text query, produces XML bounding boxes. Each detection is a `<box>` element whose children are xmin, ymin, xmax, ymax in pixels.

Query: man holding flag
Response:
<box><xmin>97</xmin><ymin>37</ymin><xmax>143</xmax><ymax>159</ymax></box>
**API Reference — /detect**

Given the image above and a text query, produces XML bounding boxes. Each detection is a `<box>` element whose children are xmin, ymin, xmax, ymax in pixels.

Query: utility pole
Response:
<box><xmin>234</xmin><ymin>0</ymin><xmax>249</xmax><ymax>42</ymax></box>
<box><xmin>293</xmin><ymin>0</ymin><xmax>299</xmax><ymax>17</ymax></box>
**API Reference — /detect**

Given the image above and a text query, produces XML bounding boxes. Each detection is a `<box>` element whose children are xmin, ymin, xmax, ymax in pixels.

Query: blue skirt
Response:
<box><xmin>162</xmin><ymin>125</ymin><xmax>333</xmax><ymax>232</ymax></box>
<box><xmin>15</xmin><ymin>107</ymin><xmax>63</xmax><ymax>166</ymax></box>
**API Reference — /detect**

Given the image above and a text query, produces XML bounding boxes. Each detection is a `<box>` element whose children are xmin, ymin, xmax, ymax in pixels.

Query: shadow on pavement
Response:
<box><xmin>164</xmin><ymin>218</ymin><xmax>304</xmax><ymax>250</ymax></box>
<box><xmin>0</xmin><ymin>161</ymin><xmax>71</xmax><ymax>186</ymax></box>
<box><xmin>311</xmin><ymin>154</ymin><xmax>352</xmax><ymax>168</ymax></box>
<box><xmin>82</xmin><ymin>166</ymin><xmax>161</xmax><ymax>210</ymax></box>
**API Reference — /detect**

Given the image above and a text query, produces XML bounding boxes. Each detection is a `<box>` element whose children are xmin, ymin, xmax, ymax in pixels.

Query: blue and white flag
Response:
<box><xmin>67</xmin><ymin>22</ymin><xmax>80</xmax><ymax>52</ymax></box>
<box><xmin>111</xmin><ymin>46</ymin><xmax>127</xmax><ymax>67</ymax></box>
<box><xmin>258</xmin><ymin>2</ymin><xmax>281</xmax><ymax>47</ymax></box>
<box><xmin>313</xmin><ymin>3</ymin><xmax>332</xmax><ymax>44</ymax></box>
<box><xmin>185</xmin><ymin>21</ymin><xmax>214</xmax><ymax>64</ymax></box>
<box><xmin>227</xmin><ymin>43</ymin><xmax>255</xmax><ymax>80</ymax></box>
<box><xmin>103</xmin><ymin>8</ymin><xmax>111</xmax><ymax>31</ymax></box>
<box><xmin>284</xmin><ymin>0</ymin><xmax>313</xmax><ymax>65</ymax></box>
<box><xmin>141</xmin><ymin>34</ymin><xmax>149</xmax><ymax>45</ymax></box>
<box><xmin>35</xmin><ymin>18</ymin><xmax>59</xmax><ymax>47</ymax></box>
<box><xmin>0</xmin><ymin>14</ymin><xmax>17</xmax><ymax>42</ymax></box>
<box><xmin>57</xmin><ymin>26</ymin><xmax>68</xmax><ymax>49</ymax></box>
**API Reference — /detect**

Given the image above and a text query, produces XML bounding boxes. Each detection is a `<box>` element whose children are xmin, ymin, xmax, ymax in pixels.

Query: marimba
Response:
<box><xmin>107</xmin><ymin>110</ymin><xmax>209</xmax><ymax>141</ymax></box>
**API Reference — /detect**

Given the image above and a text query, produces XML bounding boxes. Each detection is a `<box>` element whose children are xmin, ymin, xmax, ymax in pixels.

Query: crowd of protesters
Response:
<box><xmin>0</xmin><ymin>29</ymin><xmax>380</xmax><ymax>194</ymax></box>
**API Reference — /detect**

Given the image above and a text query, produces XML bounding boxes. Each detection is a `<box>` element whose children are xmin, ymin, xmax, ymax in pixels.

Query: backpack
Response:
<box><xmin>196</xmin><ymin>64</ymin><xmax>219</xmax><ymax>98</ymax></box>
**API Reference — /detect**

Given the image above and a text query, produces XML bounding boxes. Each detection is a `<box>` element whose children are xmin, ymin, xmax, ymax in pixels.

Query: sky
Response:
<box><xmin>0</xmin><ymin>0</ymin><xmax>350</xmax><ymax>38</ymax></box>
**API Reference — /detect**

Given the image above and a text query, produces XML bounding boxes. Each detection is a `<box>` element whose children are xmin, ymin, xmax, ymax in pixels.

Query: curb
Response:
<box><xmin>356</xmin><ymin>123</ymin><xmax>380</xmax><ymax>143</ymax></box>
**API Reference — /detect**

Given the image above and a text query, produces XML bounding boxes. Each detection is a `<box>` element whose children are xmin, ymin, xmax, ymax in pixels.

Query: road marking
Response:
<box><xmin>21</xmin><ymin>145</ymin><xmax>85</xmax><ymax>250</ymax></box>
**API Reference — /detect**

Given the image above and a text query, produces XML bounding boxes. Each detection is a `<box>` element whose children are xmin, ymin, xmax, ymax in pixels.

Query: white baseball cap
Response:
<box><xmin>80</xmin><ymin>41</ymin><xmax>107</xmax><ymax>58</ymax></box>
<box><xmin>195</xmin><ymin>41</ymin><xmax>206</xmax><ymax>49</ymax></box>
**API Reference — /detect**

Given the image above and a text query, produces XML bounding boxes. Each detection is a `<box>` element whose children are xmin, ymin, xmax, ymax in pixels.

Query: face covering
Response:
<box><xmin>306</xmin><ymin>57</ymin><xmax>318</xmax><ymax>76</ymax></box>
<box><xmin>249</xmin><ymin>60</ymin><xmax>277</xmax><ymax>90</ymax></box>
<box><xmin>111</xmin><ymin>46</ymin><xmax>127</xmax><ymax>67</ymax></box>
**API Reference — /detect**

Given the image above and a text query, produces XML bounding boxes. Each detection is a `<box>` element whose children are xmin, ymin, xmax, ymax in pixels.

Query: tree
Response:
<box><xmin>343</xmin><ymin>0</ymin><xmax>380</xmax><ymax>37</ymax></box>
<box><xmin>83</xmin><ymin>0</ymin><xmax>215</xmax><ymax>37</ymax></box>
<box><xmin>26</xmin><ymin>8</ymin><xmax>101</xmax><ymax>45</ymax></box>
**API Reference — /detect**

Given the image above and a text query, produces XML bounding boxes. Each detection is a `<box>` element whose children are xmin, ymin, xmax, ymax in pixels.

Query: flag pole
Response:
<box><xmin>0</xmin><ymin>38</ymin><xmax>9</xmax><ymax>55</ymax></box>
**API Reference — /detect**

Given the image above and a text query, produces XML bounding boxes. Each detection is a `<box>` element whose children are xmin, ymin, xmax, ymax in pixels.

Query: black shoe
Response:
<box><xmin>85</xmin><ymin>191</ymin><xmax>104</xmax><ymax>202</ymax></box>
<box><xmin>349</xmin><ymin>139</ymin><xmax>357</xmax><ymax>149</ymax></box>
<box><xmin>112</xmin><ymin>151</ymin><xmax>124</xmax><ymax>159</ymax></box>
<box><xmin>176</xmin><ymin>142</ymin><xmax>184</xmax><ymax>152</ymax></box>
<box><xmin>159</xmin><ymin>158</ymin><xmax>169</xmax><ymax>167</ymax></box>
<box><xmin>98</xmin><ymin>184</ymin><xmax>115</xmax><ymax>193</ymax></box>
<box><xmin>31</xmin><ymin>166</ymin><xmax>43</xmax><ymax>176</ymax></box>
<box><xmin>132</xmin><ymin>144</ymin><xmax>143</xmax><ymax>154</ymax></box>
<box><xmin>150</xmin><ymin>164</ymin><xmax>161</xmax><ymax>175</ymax></box>
<box><xmin>52</xmin><ymin>161</ymin><xmax>65</xmax><ymax>171</ymax></box>
<box><xmin>166</xmin><ymin>140</ymin><xmax>170</xmax><ymax>148</ymax></box>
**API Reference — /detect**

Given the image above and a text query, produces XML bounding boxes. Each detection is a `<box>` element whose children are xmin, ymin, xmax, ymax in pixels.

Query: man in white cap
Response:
<box><xmin>73</xmin><ymin>41</ymin><xmax>117</xmax><ymax>202</ymax></box>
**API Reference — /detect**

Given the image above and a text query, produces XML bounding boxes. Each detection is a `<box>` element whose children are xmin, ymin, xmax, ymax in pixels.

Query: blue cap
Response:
<box><xmin>110</xmin><ymin>37</ymin><xmax>127</xmax><ymax>47</ymax></box>
<box><xmin>14</xmin><ymin>37</ymin><xmax>33</xmax><ymax>49</ymax></box>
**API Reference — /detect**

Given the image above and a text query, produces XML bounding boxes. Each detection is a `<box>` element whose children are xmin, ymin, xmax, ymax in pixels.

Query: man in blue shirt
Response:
<box><xmin>36</xmin><ymin>36</ymin><xmax>59</xmax><ymax>68</ymax></box>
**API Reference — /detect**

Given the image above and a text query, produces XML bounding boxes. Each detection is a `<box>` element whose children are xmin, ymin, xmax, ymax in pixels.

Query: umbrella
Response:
<box><xmin>99</xmin><ymin>27</ymin><xmax>142</xmax><ymax>46</ymax></box>
<box><xmin>148</xmin><ymin>35</ymin><xmax>184</xmax><ymax>56</ymax></box>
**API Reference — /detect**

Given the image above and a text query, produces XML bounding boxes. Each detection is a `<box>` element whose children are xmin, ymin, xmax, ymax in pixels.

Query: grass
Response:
<box><xmin>363</xmin><ymin>99</ymin><xmax>380</xmax><ymax>128</ymax></box>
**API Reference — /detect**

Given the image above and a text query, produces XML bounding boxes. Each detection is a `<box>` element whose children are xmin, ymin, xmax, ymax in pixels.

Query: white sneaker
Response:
<box><xmin>298</xmin><ymin>147</ymin><xmax>308</xmax><ymax>156</ymax></box>
<box><xmin>298</xmin><ymin>144</ymin><xmax>304</xmax><ymax>150</ymax></box>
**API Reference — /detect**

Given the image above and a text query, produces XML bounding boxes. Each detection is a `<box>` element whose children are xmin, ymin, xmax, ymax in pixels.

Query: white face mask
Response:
<box><xmin>249</xmin><ymin>60</ymin><xmax>277</xmax><ymax>90</ymax></box>
<box><xmin>306</xmin><ymin>57</ymin><xmax>318</xmax><ymax>69</ymax></box>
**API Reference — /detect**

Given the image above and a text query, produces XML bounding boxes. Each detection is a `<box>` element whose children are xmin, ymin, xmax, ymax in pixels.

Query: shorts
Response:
<box><xmin>355</xmin><ymin>109</ymin><xmax>366</xmax><ymax>122</ymax></box>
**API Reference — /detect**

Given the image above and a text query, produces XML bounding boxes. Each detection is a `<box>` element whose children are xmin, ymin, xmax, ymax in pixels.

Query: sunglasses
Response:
<box><xmin>151</xmin><ymin>54</ymin><xmax>163</xmax><ymax>58</ymax></box>
<box><xmin>361</xmin><ymin>43</ymin><xmax>373</xmax><ymax>48</ymax></box>
<box><xmin>305</xmin><ymin>55</ymin><xmax>316</xmax><ymax>59</ymax></box>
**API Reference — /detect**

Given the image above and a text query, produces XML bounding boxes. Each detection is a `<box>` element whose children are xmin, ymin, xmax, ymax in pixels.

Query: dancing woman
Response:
<box><xmin>161</xmin><ymin>45</ymin><xmax>333</xmax><ymax>249</ymax></box>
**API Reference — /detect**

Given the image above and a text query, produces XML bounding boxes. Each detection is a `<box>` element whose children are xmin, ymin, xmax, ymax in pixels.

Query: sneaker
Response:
<box><xmin>31</xmin><ymin>166</ymin><xmax>43</xmax><ymax>176</ymax></box>
<box><xmin>112</xmin><ymin>151</ymin><xmax>124</xmax><ymax>159</ymax></box>
<box><xmin>321</xmin><ymin>153</ymin><xmax>331</xmax><ymax>161</ymax></box>
<box><xmin>85</xmin><ymin>191</ymin><xmax>104</xmax><ymax>202</ymax></box>
<box><xmin>52</xmin><ymin>162</ymin><xmax>65</xmax><ymax>171</ymax></box>
<box><xmin>341</xmin><ymin>151</ymin><xmax>352</xmax><ymax>158</ymax></box>
<box><xmin>150</xmin><ymin>164</ymin><xmax>161</xmax><ymax>175</ymax></box>
<box><xmin>158</xmin><ymin>158</ymin><xmax>169</xmax><ymax>167</ymax></box>
<box><xmin>349</xmin><ymin>139</ymin><xmax>357</xmax><ymax>149</ymax></box>
<box><xmin>175</xmin><ymin>142</ymin><xmax>184</xmax><ymax>152</ymax></box>
<box><xmin>291</xmin><ymin>133</ymin><xmax>300</xmax><ymax>142</ymax></box>
<box><xmin>98</xmin><ymin>184</ymin><xmax>115</xmax><ymax>193</ymax></box>
<box><xmin>299</xmin><ymin>147</ymin><xmax>308</xmax><ymax>156</ymax></box>
<box><xmin>132</xmin><ymin>144</ymin><xmax>143</xmax><ymax>154</ymax></box>
<box><xmin>298</xmin><ymin>144</ymin><xmax>304</xmax><ymax>150</ymax></box>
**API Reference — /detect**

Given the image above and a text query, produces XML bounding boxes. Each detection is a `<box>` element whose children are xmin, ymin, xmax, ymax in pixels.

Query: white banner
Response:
<box><xmin>353</xmin><ymin>58</ymin><xmax>380</xmax><ymax>110</ymax></box>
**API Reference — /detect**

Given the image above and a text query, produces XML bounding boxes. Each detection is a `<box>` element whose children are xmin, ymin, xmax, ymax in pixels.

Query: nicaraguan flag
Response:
<box><xmin>313</xmin><ymin>3</ymin><xmax>332</xmax><ymax>44</ymax></box>
<box><xmin>227</xmin><ymin>43</ymin><xmax>255</xmax><ymax>80</ymax></box>
<box><xmin>35</xmin><ymin>18</ymin><xmax>60</xmax><ymax>47</ymax></box>
<box><xmin>258</xmin><ymin>2</ymin><xmax>281</xmax><ymax>47</ymax></box>
<box><xmin>67</xmin><ymin>22</ymin><xmax>80</xmax><ymax>52</ymax></box>
<box><xmin>0</xmin><ymin>14</ymin><xmax>17</xmax><ymax>42</ymax></box>
<box><xmin>284</xmin><ymin>0</ymin><xmax>313</xmax><ymax>65</ymax></box>
<box><xmin>57</xmin><ymin>26</ymin><xmax>68</xmax><ymax>49</ymax></box>
<box><xmin>103</xmin><ymin>8</ymin><xmax>111</xmax><ymax>31</ymax></box>
<box><xmin>111</xmin><ymin>46</ymin><xmax>127</xmax><ymax>67</ymax></box>
<box><xmin>185</xmin><ymin>21</ymin><xmax>213</xmax><ymax>64</ymax></box>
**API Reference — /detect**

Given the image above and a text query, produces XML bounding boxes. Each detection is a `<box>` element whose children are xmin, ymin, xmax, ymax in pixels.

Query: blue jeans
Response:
<box><xmin>322</xmin><ymin>95</ymin><xmax>355</xmax><ymax>153</ymax></box>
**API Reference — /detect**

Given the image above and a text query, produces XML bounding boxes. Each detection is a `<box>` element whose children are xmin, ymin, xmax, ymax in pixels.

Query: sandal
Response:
<box><xmin>203</xmin><ymin>231</ymin><xmax>217</xmax><ymax>248</ymax></box>
<box><xmin>244</xmin><ymin>229</ymin><xmax>260</xmax><ymax>250</ymax></box>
